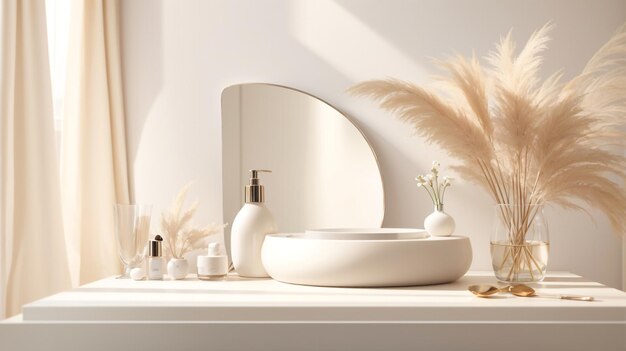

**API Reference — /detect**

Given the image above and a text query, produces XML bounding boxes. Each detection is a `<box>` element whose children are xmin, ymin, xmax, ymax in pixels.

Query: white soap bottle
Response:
<box><xmin>231</xmin><ymin>169</ymin><xmax>277</xmax><ymax>278</ymax></box>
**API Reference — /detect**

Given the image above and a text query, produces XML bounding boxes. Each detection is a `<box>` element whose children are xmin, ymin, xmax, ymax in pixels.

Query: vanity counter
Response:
<box><xmin>2</xmin><ymin>271</ymin><xmax>625</xmax><ymax>350</ymax></box>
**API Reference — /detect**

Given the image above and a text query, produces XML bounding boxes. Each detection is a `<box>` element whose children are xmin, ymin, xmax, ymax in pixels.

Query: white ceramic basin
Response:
<box><xmin>305</xmin><ymin>228</ymin><xmax>429</xmax><ymax>240</ymax></box>
<box><xmin>261</xmin><ymin>233</ymin><xmax>472</xmax><ymax>287</ymax></box>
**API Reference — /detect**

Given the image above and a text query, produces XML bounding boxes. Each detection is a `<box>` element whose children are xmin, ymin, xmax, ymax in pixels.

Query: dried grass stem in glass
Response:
<box><xmin>491</xmin><ymin>204</ymin><xmax>549</xmax><ymax>282</ymax></box>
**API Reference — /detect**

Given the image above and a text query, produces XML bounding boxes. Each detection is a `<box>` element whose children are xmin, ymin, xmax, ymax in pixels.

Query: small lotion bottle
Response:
<box><xmin>147</xmin><ymin>235</ymin><xmax>164</xmax><ymax>280</ymax></box>
<box><xmin>197</xmin><ymin>242</ymin><xmax>229</xmax><ymax>280</ymax></box>
<box><xmin>231</xmin><ymin>169</ymin><xmax>277</xmax><ymax>278</ymax></box>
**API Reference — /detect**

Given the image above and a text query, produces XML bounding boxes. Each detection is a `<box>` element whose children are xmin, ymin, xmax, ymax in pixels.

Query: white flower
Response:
<box><xmin>431</xmin><ymin>161</ymin><xmax>440</xmax><ymax>174</ymax></box>
<box><xmin>415</xmin><ymin>175</ymin><xmax>428</xmax><ymax>188</ymax></box>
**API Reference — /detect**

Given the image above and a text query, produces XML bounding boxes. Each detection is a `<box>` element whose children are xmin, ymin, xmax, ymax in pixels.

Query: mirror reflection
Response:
<box><xmin>221</xmin><ymin>83</ymin><xmax>384</xmax><ymax>242</ymax></box>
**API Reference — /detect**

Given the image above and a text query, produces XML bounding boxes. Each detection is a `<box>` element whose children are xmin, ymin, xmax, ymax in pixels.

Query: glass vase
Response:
<box><xmin>114</xmin><ymin>204</ymin><xmax>152</xmax><ymax>278</ymax></box>
<box><xmin>490</xmin><ymin>204</ymin><xmax>549</xmax><ymax>282</ymax></box>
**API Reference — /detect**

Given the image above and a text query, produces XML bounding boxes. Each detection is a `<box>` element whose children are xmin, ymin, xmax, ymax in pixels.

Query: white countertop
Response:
<box><xmin>3</xmin><ymin>271</ymin><xmax>626</xmax><ymax>351</ymax></box>
<box><xmin>20</xmin><ymin>271</ymin><xmax>626</xmax><ymax>323</ymax></box>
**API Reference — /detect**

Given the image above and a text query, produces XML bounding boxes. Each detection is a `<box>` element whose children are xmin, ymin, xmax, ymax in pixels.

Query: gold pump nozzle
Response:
<box><xmin>245</xmin><ymin>169</ymin><xmax>271</xmax><ymax>203</ymax></box>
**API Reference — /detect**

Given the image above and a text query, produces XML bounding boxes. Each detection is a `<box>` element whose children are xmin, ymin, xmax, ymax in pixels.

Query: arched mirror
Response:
<box><xmin>221</xmin><ymin>83</ymin><xmax>384</xmax><ymax>251</ymax></box>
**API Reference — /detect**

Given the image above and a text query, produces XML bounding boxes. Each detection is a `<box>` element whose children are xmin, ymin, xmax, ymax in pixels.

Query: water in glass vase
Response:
<box><xmin>490</xmin><ymin>241</ymin><xmax>549</xmax><ymax>282</ymax></box>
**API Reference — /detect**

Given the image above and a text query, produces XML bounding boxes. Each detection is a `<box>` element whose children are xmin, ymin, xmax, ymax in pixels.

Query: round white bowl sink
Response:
<box><xmin>305</xmin><ymin>228</ymin><xmax>429</xmax><ymax>240</ymax></box>
<box><xmin>261</xmin><ymin>234</ymin><xmax>472</xmax><ymax>287</ymax></box>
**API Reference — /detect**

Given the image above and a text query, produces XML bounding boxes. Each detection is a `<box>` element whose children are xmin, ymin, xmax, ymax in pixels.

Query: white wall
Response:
<box><xmin>121</xmin><ymin>0</ymin><xmax>626</xmax><ymax>288</ymax></box>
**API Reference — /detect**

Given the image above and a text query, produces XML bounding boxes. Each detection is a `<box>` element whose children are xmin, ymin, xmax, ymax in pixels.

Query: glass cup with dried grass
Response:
<box><xmin>491</xmin><ymin>204</ymin><xmax>549</xmax><ymax>282</ymax></box>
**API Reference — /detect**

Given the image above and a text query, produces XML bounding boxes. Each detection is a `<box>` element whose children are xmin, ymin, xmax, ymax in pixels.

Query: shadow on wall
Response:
<box><xmin>334</xmin><ymin>0</ymin><xmax>513</xmax><ymax>62</ymax></box>
<box><xmin>121</xmin><ymin>0</ymin><xmax>163</xmax><ymax>203</ymax></box>
<box><xmin>334</xmin><ymin>0</ymin><xmax>626</xmax><ymax>80</ymax></box>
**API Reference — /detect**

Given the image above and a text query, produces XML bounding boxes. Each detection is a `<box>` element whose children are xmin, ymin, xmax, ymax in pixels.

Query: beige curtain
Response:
<box><xmin>0</xmin><ymin>0</ymin><xmax>72</xmax><ymax>318</ymax></box>
<box><xmin>62</xmin><ymin>0</ymin><xmax>129</xmax><ymax>285</ymax></box>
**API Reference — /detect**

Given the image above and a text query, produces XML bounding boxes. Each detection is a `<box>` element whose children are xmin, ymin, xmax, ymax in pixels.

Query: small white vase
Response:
<box><xmin>424</xmin><ymin>205</ymin><xmax>455</xmax><ymax>237</ymax></box>
<box><xmin>167</xmin><ymin>258</ymin><xmax>189</xmax><ymax>280</ymax></box>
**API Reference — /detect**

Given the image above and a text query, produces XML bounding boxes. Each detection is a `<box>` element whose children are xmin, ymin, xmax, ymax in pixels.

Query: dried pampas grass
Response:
<box><xmin>160</xmin><ymin>183</ymin><xmax>226</xmax><ymax>259</ymax></box>
<box><xmin>350</xmin><ymin>23</ymin><xmax>626</xmax><ymax>236</ymax></box>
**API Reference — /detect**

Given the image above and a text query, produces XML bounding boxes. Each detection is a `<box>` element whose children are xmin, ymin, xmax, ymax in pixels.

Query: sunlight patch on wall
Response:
<box><xmin>288</xmin><ymin>0</ymin><xmax>428</xmax><ymax>82</ymax></box>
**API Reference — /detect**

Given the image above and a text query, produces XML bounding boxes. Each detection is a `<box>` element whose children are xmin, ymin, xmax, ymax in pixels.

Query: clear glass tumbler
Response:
<box><xmin>114</xmin><ymin>204</ymin><xmax>152</xmax><ymax>278</ymax></box>
<box><xmin>490</xmin><ymin>204</ymin><xmax>549</xmax><ymax>283</ymax></box>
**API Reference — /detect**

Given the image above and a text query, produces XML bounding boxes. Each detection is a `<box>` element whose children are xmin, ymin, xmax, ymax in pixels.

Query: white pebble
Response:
<box><xmin>130</xmin><ymin>267</ymin><xmax>146</xmax><ymax>280</ymax></box>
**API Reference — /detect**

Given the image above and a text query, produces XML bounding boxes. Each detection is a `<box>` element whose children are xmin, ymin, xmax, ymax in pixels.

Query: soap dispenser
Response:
<box><xmin>231</xmin><ymin>169</ymin><xmax>277</xmax><ymax>278</ymax></box>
